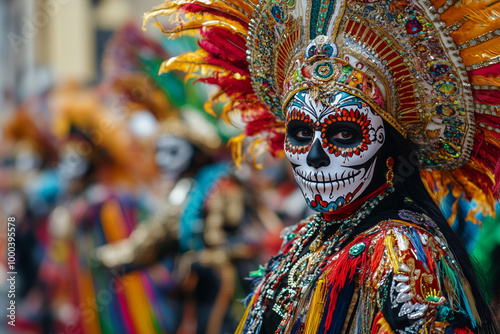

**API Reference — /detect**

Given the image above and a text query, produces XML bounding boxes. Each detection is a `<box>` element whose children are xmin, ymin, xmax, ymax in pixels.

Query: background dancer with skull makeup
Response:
<box><xmin>93</xmin><ymin>23</ymin><xmax>290</xmax><ymax>334</ymax></box>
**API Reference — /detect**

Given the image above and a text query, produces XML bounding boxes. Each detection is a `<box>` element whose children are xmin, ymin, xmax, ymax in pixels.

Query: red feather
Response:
<box><xmin>472</xmin><ymin>90</ymin><xmax>500</xmax><ymax>104</ymax></box>
<box><xmin>471</xmin><ymin>63</ymin><xmax>500</xmax><ymax>77</ymax></box>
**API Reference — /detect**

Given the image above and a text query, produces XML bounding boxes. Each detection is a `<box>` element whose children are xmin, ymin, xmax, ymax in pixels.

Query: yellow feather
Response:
<box><xmin>191</xmin><ymin>0</ymin><xmax>253</xmax><ymax>20</ymax></box>
<box><xmin>221</xmin><ymin>99</ymin><xmax>236</xmax><ymax>124</ymax></box>
<box><xmin>204</xmin><ymin>19</ymin><xmax>248</xmax><ymax>36</ymax></box>
<box><xmin>203</xmin><ymin>99</ymin><xmax>218</xmax><ymax>118</ymax></box>
<box><xmin>470</xmin><ymin>75</ymin><xmax>500</xmax><ymax>87</ymax></box>
<box><xmin>159</xmin><ymin>50</ymin><xmax>231</xmax><ymax>77</ymax></box>
<box><xmin>204</xmin><ymin>90</ymin><xmax>226</xmax><ymax>117</ymax></box>
<box><xmin>446</xmin><ymin>197</ymin><xmax>459</xmax><ymax>227</ymax></box>
<box><xmin>304</xmin><ymin>276</ymin><xmax>328</xmax><ymax>334</ymax></box>
<box><xmin>465</xmin><ymin>206</ymin><xmax>483</xmax><ymax>227</ymax></box>
<box><xmin>143</xmin><ymin>0</ymin><xmax>251</xmax><ymax>33</ymax></box>
<box><xmin>183</xmin><ymin>71</ymin><xmax>201</xmax><ymax>83</ymax></box>
<box><xmin>234</xmin><ymin>294</ymin><xmax>255</xmax><ymax>334</ymax></box>
<box><xmin>162</xmin><ymin>24</ymin><xmax>202</xmax><ymax>38</ymax></box>
<box><xmin>449</xmin><ymin>1</ymin><xmax>500</xmax><ymax>45</ymax></box>
<box><xmin>195</xmin><ymin>0</ymin><xmax>254</xmax><ymax>19</ymax></box>
<box><xmin>222</xmin><ymin>0</ymin><xmax>256</xmax><ymax>14</ymax></box>
<box><xmin>484</xmin><ymin>130</ymin><xmax>500</xmax><ymax>148</ymax></box>
<box><xmin>440</xmin><ymin>0</ymin><xmax>498</xmax><ymax>26</ymax></box>
<box><xmin>467</xmin><ymin>153</ymin><xmax>495</xmax><ymax>184</ymax></box>
<box><xmin>143</xmin><ymin>5</ymin><xmax>177</xmax><ymax>27</ymax></box>
<box><xmin>420</xmin><ymin>170</ymin><xmax>445</xmax><ymax>207</ymax></box>
<box><xmin>460</xmin><ymin>275</ymin><xmax>482</xmax><ymax>326</ymax></box>
<box><xmin>249</xmin><ymin>138</ymin><xmax>266</xmax><ymax>169</ymax></box>
<box><xmin>150</xmin><ymin>17</ymin><xmax>247</xmax><ymax>40</ymax></box>
<box><xmin>376</xmin><ymin>313</ymin><xmax>395</xmax><ymax>334</ymax></box>
<box><xmin>228</xmin><ymin>133</ymin><xmax>245</xmax><ymax>167</ymax></box>
<box><xmin>460</xmin><ymin>36</ymin><xmax>500</xmax><ymax>66</ymax></box>
<box><xmin>384</xmin><ymin>235</ymin><xmax>400</xmax><ymax>273</ymax></box>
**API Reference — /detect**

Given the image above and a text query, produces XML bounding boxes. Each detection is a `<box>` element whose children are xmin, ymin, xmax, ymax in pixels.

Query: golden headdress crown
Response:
<box><xmin>245</xmin><ymin>0</ymin><xmax>477</xmax><ymax>170</ymax></box>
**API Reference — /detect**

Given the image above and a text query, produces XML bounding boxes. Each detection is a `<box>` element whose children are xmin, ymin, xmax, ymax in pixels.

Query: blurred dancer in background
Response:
<box><xmin>95</xmin><ymin>23</ymin><xmax>287</xmax><ymax>334</ymax></box>
<box><xmin>1</xmin><ymin>110</ymin><xmax>60</xmax><ymax>333</ymax></box>
<box><xmin>40</xmin><ymin>83</ymin><xmax>163</xmax><ymax>334</ymax></box>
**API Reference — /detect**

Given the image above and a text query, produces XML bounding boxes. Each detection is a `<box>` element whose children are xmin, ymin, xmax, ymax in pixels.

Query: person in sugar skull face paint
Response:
<box><xmin>95</xmin><ymin>112</ymin><xmax>221</xmax><ymax>270</ymax></box>
<box><xmin>96</xmin><ymin>112</ymin><xmax>255</xmax><ymax>334</ymax></box>
<box><xmin>285</xmin><ymin>90</ymin><xmax>386</xmax><ymax>213</ymax></box>
<box><xmin>155</xmin><ymin>134</ymin><xmax>195</xmax><ymax>180</ymax></box>
<box><xmin>145</xmin><ymin>0</ymin><xmax>500</xmax><ymax>332</ymax></box>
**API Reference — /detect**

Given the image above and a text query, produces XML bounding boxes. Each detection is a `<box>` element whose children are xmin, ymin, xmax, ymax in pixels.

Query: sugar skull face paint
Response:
<box><xmin>58</xmin><ymin>147</ymin><xmax>90</xmax><ymax>181</ymax></box>
<box><xmin>285</xmin><ymin>90</ymin><xmax>385</xmax><ymax>213</ymax></box>
<box><xmin>156</xmin><ymin>135</ymin><xmax>194</xmax><ymax>179</ymax></box>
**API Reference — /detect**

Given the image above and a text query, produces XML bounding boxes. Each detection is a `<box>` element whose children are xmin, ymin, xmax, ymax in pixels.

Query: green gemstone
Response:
<box><xmin>314</xmin><ymin>62</ymin><xmax>334</xmax><ymax>79</ymax></box>
<box><xmin>349</xmin><ymin>242</ymin><xmax>366</xmax><ymax>256</ymax></box>
<box><xmin>293</xmin><ymin>70</ymin><xmax>304</xmax><ymax>83</ymax></box>
<box><xmin>249</xmin><ymin>265</ymin><xmax>266</xmax><ymax>277</ymax></box>
<box><xmin>287</xmin><ymin>232</ymin><xmax>296</xmax><ymax>240</ymax></box>
<box><xmin>425</xmin><ymin>295</ymin><xmax>441</xmax><ymax>303</ymax></box>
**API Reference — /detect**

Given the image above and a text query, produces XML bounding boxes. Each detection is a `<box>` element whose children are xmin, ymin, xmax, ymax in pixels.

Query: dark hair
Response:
<box><xmin>376</xmin><ymin>122</ymin><xmax>499</xmax><ymax>333</ymax></box>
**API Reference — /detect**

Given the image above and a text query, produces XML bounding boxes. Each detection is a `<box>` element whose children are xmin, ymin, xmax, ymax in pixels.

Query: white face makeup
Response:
<box><xmin>58</xmin><ymin>149</ymin><xmax>90</xmax><ymax>181</ymax></box>
<box><xmin>284</xmin><ymin>90</ymin><xmax>385</xmax><ymax>213</ymax></box>
<box><xmin>155</xmin><ymin>135</ymin><xmax>194</xmax><ymax>179</ymax></box>
<box><xmin>15</xmin><ymin>150</ymin><xmax>42</xmax><ymax>172</ymax></box>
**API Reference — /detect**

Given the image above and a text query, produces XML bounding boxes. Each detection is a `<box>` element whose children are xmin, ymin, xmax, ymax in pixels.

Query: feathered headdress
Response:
<box><xmin>2</xmin><ymin>109</ymin><xmax>58</xmax><ymax>165</ymax></box>
<box><xmin>50</xmin><ymin>82</ymin><xmax>152</xmax><ymax>186</ymax></box>
<box><xmin>102</xmin><ymin>22</ymin><xmax>180</xmax><ymax>121</ymax></box>
<box><xmin>143</xmin><ymin>0</ymin><xmax>500</xmax><ymax>216</ymax></box>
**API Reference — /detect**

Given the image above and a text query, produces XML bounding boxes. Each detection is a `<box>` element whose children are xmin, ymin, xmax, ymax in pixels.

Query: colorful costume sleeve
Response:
<box><xmin>367</xmin><ymin>221</ymin><xmax>477</xmax><ymax>333</ymax></box>
<box><xmin>314</xmin><ymin>212</ymin><xmax>479</xmax><ymax>333</ymax></box>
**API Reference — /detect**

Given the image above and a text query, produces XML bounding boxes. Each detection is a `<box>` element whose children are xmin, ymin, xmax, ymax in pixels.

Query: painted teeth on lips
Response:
<box><xmin>295</xmin><ymin>170</ymin><xmax>361</xmax><ymax>183</ymax></box>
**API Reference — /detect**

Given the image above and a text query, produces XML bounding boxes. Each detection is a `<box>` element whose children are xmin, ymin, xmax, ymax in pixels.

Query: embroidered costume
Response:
<box><xmin>238</xmin><ymin>207</ymin><xmax>481</xmax><ymax>333</ymax></box>
<box><xmin>143</xmin><ymin>0</ymin><xmax>500</xmax><ymax>332</ymax></box>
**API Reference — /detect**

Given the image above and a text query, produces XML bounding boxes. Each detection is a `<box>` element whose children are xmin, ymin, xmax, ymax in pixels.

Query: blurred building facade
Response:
<box><xmin>0</xmin><ymin>0</ymin><xmax>163</xmax><ymax>115</ymax></box>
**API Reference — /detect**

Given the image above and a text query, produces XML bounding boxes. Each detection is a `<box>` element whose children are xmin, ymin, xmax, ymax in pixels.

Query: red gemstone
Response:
<box><xmin>405</xmin><ymin>19</ymin><xmax>422</xmax><ymax>35</ymax></box>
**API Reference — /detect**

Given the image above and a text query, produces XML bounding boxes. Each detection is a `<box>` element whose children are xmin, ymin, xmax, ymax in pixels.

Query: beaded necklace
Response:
<box><xmin>245</xmin><ymin>186</ymin><xmax>394</xmax><ymax>333</ymax></box>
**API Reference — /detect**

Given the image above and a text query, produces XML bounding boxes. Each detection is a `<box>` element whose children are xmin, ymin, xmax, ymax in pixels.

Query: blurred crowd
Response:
<box><xmin>0</xmin><ymin>22</ymin><xmax>312</xmax><ymax>334</ymax></box>
<box><xmin>1</xmin><ymin>3</ymin><xmax>500</xmax><ymax>334</ymax></box>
